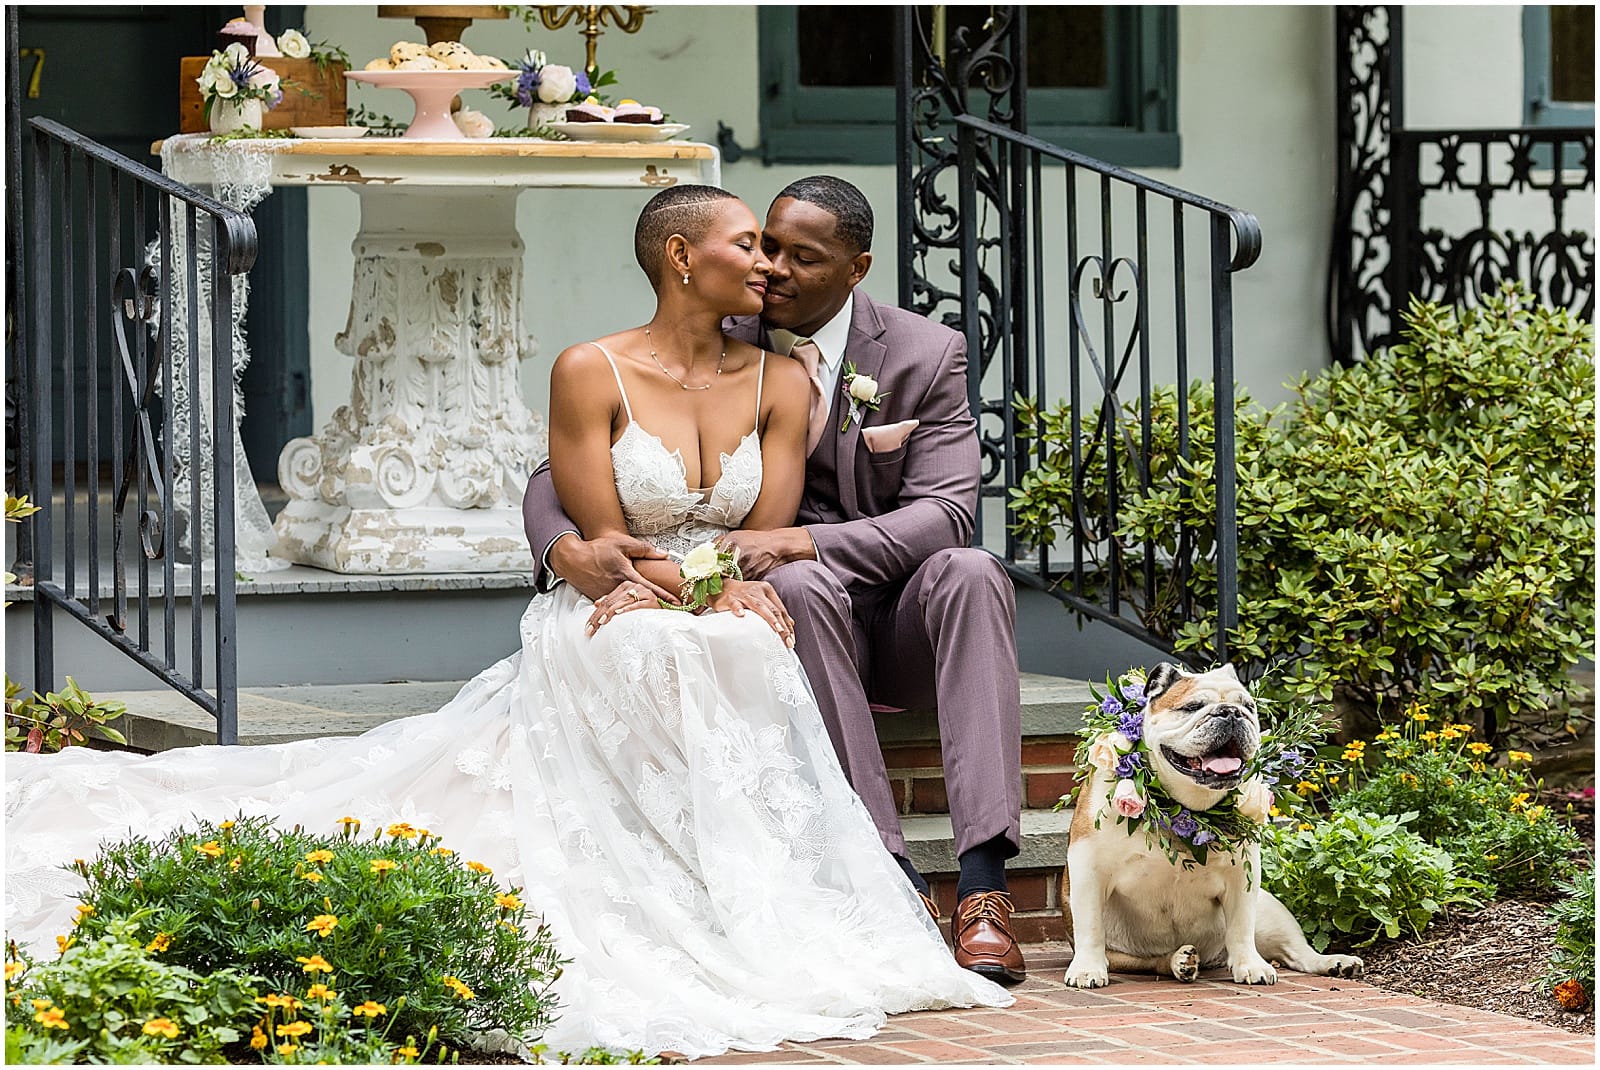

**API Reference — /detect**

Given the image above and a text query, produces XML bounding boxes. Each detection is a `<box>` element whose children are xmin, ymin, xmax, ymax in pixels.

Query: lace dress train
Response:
<box><xmin>4</xmin><ymin>345</ymin><xmax>1011</xmax><ymax>1057</ymax></box>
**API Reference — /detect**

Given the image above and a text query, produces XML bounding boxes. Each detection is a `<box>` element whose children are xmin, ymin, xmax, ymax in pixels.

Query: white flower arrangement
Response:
<box><xmin>840</xmin><ymin>362</ymin><xmax>889</xmax><ymax>432</ymax></box>
<box><xmin>664</xmin><ymin>540</ymin><xmax>742</xmax><ymax>612</ymax></box>
<box><xmin>197</xmin><ymin>44</ymin><xmax>283</xmax><ymax>119</ymax></box>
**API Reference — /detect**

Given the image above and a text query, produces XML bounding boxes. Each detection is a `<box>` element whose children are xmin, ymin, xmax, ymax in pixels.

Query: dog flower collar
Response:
<box><xmin>1059</xmin><ymin>668</ymin><xmax>1327</xmax><ymax>869</ymax></box>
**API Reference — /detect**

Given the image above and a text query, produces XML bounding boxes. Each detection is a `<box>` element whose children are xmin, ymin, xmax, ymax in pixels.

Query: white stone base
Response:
<box><xmin>272</xmin><ymin>500</ymin><xmax>534</xmax><ymax>575</ymax></box>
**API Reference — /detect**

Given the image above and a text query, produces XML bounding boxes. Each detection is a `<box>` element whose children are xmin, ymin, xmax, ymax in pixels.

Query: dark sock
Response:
<box><xmin>956</xmin><ymin>835</ymin><xmax>1013</xmax><ymax>902</ymax></box>
<box><xmin>894</xmin><ymin>853</ymin><xmax>931</xmax><ymax>897</ymax></box>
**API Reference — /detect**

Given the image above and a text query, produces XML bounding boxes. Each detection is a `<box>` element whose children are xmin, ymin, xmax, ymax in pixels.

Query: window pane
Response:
<box><xmin>1550</xmin><ymin>5</ymin><xmax>1594</xmax><ymax>103</ymax></box>
<box><xmin>795</xmin><ymin>6</ymin><xmax>1108</xmax><ymax>90</ymax></box>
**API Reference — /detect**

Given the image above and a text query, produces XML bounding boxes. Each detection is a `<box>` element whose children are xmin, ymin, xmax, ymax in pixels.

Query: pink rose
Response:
<box><xmin>1112</xmin><ymin>778</ymin><xmax>1146</xmax><ymax>818</ymax></box>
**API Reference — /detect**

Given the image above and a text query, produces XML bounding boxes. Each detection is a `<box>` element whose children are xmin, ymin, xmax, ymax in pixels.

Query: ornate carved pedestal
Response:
<box><xmin>274</xmin><ymin>189</ymin><xmax>546</xmax><ymax>572</ymax></box>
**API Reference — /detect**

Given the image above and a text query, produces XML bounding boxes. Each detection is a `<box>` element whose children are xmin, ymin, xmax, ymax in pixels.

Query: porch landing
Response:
<box><xmin>697</xmin><ymin>944</ymin><xmax>1596</xmax><ymax>1065</ymax></box>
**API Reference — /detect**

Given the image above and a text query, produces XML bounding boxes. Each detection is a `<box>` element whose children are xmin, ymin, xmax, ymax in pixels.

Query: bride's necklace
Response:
<box><xmin>645</xmin><ymin>328</ymin><xmax>725</xmax><ymax>391</ymax></box>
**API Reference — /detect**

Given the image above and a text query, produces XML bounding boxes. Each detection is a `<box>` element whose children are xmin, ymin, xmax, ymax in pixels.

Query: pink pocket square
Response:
<box><xmin>861</xmin><ymin>419</ymin><xmax>919</xmax><ymax>454</ymax></box>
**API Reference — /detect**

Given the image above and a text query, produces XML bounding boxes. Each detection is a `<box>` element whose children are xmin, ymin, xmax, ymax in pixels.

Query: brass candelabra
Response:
<box><xmin>534</xmin><ymin>5</ymin><xmax>653</xmax><ymax>74</ymax></box>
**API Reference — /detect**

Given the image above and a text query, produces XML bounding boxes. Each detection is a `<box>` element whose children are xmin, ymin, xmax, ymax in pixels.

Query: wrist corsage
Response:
<box><xmin>840</xmin><ymin>363</ymin><xmax>889</xmax><ymax>433</ymax></box>
<box><xmin>664</xmin><ymin>540</ymin><xmax>743</xmax><ymax>612</ymax></box>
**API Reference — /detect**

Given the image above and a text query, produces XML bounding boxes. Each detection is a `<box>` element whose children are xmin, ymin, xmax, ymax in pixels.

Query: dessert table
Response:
<box><xmin>158</xmin><ymin>134</ymin><xmax>721</xmax><ymax>574</ymax></box>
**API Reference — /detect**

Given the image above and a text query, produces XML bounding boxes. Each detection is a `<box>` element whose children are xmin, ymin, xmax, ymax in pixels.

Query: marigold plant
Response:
<box><xmin>71</xmin><ymin>815</ymin><xmax>565</xmax><ymax>1050</ymax></box>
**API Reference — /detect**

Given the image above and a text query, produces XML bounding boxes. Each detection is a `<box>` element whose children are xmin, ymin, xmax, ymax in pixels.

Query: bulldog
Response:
<box><xmin>1062</xmin><ymin>663</ymin><xmax>1364</xmax><ymax>988</ymax></box>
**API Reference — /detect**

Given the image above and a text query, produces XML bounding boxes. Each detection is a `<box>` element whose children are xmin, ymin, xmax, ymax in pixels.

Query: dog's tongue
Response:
<box><xmin>1202</xmin><ymin>755</ymin><xmax>1242</xmax><ymax>774</ymax></box>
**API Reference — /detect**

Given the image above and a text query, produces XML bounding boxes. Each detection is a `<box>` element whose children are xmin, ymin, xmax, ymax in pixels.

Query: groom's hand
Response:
<box><xmin>549</xmin><ymin>532</ymin><xmax>677</xmax><ymax>604</ymax></box>
<box><xmin>717</xmin><ymin>528</ymin><xmax>816</xmax><ymax>579</ymax></box>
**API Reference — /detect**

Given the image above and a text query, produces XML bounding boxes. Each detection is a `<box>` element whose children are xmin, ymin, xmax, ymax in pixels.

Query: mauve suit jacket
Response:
<box><xmin>522</xmin><ymin>290</ymin><xmax>980</xmax><ymax>595</ymax></box>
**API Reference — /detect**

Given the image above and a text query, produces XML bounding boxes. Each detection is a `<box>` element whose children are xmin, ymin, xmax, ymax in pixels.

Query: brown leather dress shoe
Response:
<box><xmin>953</xmin><ymin>891</ymin><xmax>1026</xmax><ymax>984</ymax></box>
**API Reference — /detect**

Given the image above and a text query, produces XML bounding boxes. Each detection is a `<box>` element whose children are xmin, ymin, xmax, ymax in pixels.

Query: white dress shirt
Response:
<box><xmin>768</xmin><ymin>290</ymin><xmax>855</xmax><ymax>416</ymax></box>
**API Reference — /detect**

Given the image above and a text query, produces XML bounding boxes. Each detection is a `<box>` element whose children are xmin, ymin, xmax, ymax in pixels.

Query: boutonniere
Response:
<box><xmin>840</xmin><ymin>362</ymin><xmax>890</xmax><ymax>433</ymax></box>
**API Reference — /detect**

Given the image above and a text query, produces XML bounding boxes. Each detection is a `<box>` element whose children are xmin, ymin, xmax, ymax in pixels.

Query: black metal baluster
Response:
<box><xmin>162</xmin><ymin>196</ymin><xmax>176</xmax><ymax>669</ymax></box>
<box><xmin>30</xmin><ymin>127</ymin><xmax>55</xmax><ymax>693</ymax></box>
<box><xmin>86</xmin><ymin>160</ymin><xmax>100</xmax><ymax>618</ymax></box>
<box><xmin>1136</xmin><ymin>188</ymin><xmax>1153</xmax><ymax>611</ymax></box>
<box><xmin>1029</xmin><ymin>153</ymin><xmax>1047</xmax><ymax>581</ymax></box>
<box><xmin>186</xmin><ymin>203</ymin><xmax>201</xmax><ymax>687</ymax></box>
<box><xmin>136</xmin><ymin>181</ymin><xmax>150</xmax><ymax>650</ymax></box>
<box><xmin>62</xmin><ymin>149</ymin><xmax>75</xmax><ymax>603</ymax></box>
<box><xmin>1210</xmin><ymin>214</ymin><xmax>1238</xmax><ymax>662</ymax></box>
<box><xmin>110</xmin><ymin>169</ymin><xmax>125</xmax><ymax>633</ymax></box>
<box><xmin>1066</xmin><ymin>163</ymin><xmax>1083</xmax><ymax>600</ymax></box>
<box><xmin>211</xmin><ymin>216</ymin><xmax>238</xmax><ymax>745</ymax></box>
<box><xmin>1173</xmin><ymin>202</ymin><xmax>1192</xmax><ymax>623</ymax></box>
<box><xmin>958</xmin><ymin>122</ymin><xmax>983</xmax><ymax>549</ymax></box>
<box><xmin>1100</xmin><ymin>174</ymin><xmax>1118</xmax><ymax>619</ymax></box>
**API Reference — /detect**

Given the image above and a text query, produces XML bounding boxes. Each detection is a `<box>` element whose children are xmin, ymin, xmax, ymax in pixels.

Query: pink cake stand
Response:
<box><xmin>345</xmin><ymin>69</ymin><xmax>516</xmax><ymax>138</ymax></box>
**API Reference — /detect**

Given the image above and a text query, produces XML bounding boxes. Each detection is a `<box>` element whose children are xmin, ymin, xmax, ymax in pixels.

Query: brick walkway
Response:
<box><xmin>698</xmin><ymin>944</ymin><xmax>1595</xmax><ymax>1065</ymax></box>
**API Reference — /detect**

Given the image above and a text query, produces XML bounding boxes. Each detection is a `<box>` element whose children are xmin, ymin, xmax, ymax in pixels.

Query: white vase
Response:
<box><xmin>209</xmin><ymin>97</ymin><xmax>264</xmax><ymax>135</ymax></box>
<box><xmin>527</xmin><ymin>102</ymin><xmax>566</xmax><ymax>131</ymax></box>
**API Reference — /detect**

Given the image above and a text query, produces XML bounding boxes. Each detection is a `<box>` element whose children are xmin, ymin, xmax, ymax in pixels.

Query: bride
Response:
<box><xmin>5</xmin><ymin>186</ymin><xmax>1011</xmax><ymax>1058</ymax></box>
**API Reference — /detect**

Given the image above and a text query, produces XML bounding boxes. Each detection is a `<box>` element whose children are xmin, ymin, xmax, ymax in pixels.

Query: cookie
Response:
<box><xmin>389</xmin><ymin>40</ymin><xmax>429</xmax><ymax>64</ymax></box>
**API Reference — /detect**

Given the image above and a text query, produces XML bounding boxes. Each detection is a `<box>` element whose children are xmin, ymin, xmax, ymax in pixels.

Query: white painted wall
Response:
<box><xmin>293</xmin><ymin>4</ymin><xmax>1558</xmax><ymax>439</ymax></box>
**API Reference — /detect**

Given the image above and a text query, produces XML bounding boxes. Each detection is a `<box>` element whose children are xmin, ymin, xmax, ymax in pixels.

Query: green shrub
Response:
<box><xmin>1323</xmin><ymin>708</ymin><xmax>1584</xmax><ymax>896</ymax></box>
<box><xmin>4</xmin><ymin>916</ymin><xmax>260</xmax><ymax>1064</ymax></box>
<box><xmin>72</xmin><ymin>815</ymin><xmax>565</xmax><ymax>1050</ymax></box>
<box><xmin>1009</xmin><ymin>284</ymin><xmax>1595</xmax><ymax>741</ymax></box>
<box><xmin>1543</xmin><ymin>868</ymin><xmax>1595</xmax><ymax>1007</ymax></box>
<box><xmin>1262</xmin><ymin>810</ymin><xmax>1486</xmax><ymax>950</ymax></box>
<box><xmin>5</xmin><ymin>675</ymin><xmax>128</xmax><ymax>754</ymax></box>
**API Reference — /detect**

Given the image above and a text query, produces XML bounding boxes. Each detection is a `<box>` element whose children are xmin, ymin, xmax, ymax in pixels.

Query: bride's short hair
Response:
<box><xmin>635</xmin><ymin>185</ymin><xmax>741</xmax><ymax>287</ymax></box>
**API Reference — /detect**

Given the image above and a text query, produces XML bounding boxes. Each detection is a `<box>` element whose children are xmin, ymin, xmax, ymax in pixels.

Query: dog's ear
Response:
<box><xmin>1218</xmin><ymin>663</ymin><xmax>1240</xmax><ymax>681</ymax></box>
<box><xmin>1145</xmin><ymin>662</ymin><xmax>1186</xmax><ymax>700</ymax></box>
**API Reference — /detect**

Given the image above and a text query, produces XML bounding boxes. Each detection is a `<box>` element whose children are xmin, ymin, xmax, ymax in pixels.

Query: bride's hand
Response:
<box><xmin>586</xmin><ymin>580</ymin><xmax>661</xmax><ymax>635</ymax></box>
<box><xmin>705</xmin><ymin>579</ymin><xmax>796</xmax><ymax>648</ymax></box>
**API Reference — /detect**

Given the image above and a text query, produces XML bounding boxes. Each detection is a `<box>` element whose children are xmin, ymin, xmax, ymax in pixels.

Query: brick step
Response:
<box><xmin>905</xmin><ymin>808</ymin><xmax>1071</xmax><ymax>944</ymax></box>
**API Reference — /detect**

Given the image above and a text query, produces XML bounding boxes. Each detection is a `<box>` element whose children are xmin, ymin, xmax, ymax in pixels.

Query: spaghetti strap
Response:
<box><xmin>591</xmin><ymin>342</ymin><xmax>633</xmax><ymax>423</ymax></box>
<box><xmin>753</xmin><ymin>351</ymin><xmax>767</xmax><ymax>431</ymax></box>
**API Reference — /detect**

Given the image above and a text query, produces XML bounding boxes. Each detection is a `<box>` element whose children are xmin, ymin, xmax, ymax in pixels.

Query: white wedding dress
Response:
<box><xmin>4</xmin><ymin>345</ymin><xmax>1010</xmax><ymax>1059</ymax></box>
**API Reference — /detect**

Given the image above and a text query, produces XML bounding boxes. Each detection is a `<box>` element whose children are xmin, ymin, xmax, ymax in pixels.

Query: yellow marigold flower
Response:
<box><xmin>1467</xmin><ymin>742</ymin><xmax>1492</xmax><ymax>755</ymax></box>
<box><xmin>1509</xmin><ymin>751</ymin><xmax>1533</xmax><ymax>763</ymax></box>
<box><xmin>5</xmin><ymin>961</ymin><xmax>20</xmax><ymax>982</ymax></box>
<box><xmin>1269</xmin><ymin>805</ymin><xmax>1282</xmax><ymax>818</ymax></box>
<box><xmin>262</xmin><ymin>993</ymin><xmax>303</xmax><ymax>1011</ymax></box>
<box><xmin>1485</xmin><ymin>853</ymin><xmax>1499</xmax><ymax>862</ymax></box>
<box><xmin>146</xmin><ymin>932</ymin><xmax>171</xmax><ymax>953</ymax></box>
<box><xmin>386</xmin><ymin>823</ymin><xmax>419</xmax><ymax>840</ymax></box>
<box><xmin>1341</xmin><ymin>749</ymin><xmax>1364</xmax><ymax>762</ymax></box>
<box><xmin>305</xmin><ymin>983</ymin><xmax>337</xmax><ymax>1001</ymax></box>
<box><xmin>466</xmin><ymin>861</ymin><xmax>492</xmax><ymax>874</ymax></box>
<box><xmin>303</xmin><ymin>871</ymin><xmax>324</xmax><ymax>883</ymax></box>
<box><xmin>75</xmin><ymin>903</ymin><xmax>95</xmax><ymax>918</ymax></box>
<box><xmin>415</xmin><ymin>828</ymin><xmax>432</xmax><ymax>839</ymax></box>
<box><xmin>31</xmin><ymin>998</ymin><xmax>52</xmax><ymax>1011</ymax></box>
<box><xmin>277</xmin><ymin>1021</ymin><xmax>314</xmax><ymax>1038</ymax></box>
<box><xmin>1509</xmin><ymin>792</ymin><xmax>1531</xmax><ymax>812</ymax></box>
<box><xmin>194</xmin><ymin>840</ymin><xmax>224</xmax><ymax>859</ymax></box>
<box><xmin>143</xmin><ymin>1017</ymin><xmax>180</xmax><ymax>1039</ymax></box>
<box><xmin>1399</xmin><ymin>772</ymin><xmax>1419</xmax><ymax>787</ymax></box>
<box><xmin>278</xmin><ymin>1043</ymin><xmax>300</xmax><ymax>1056</ymax></box>
<box><xmin>1421</xmin><ymin>731</ymin><xmax>1439</xmax><ymax>743</ymax></box>
<box><xmin>306</xmin><ymin>914</ymin><xmax>339</xmax><ymax>938</ymax></box>
<box><xmin>55</xmin><ymin>935</ymin><xmax>74</xmax><ymax>954</ymax></box>
<box><xmin>218</xmin><ymin>820</ymin><xmax>236</xmax><ymax>831</ymax></box>
<box><xmin>495</xmin><ymin>893</ymin><xmax>523</xmax><ymax>911</ymax></box>
<box><xmin>337</xmin><ymin>815</ymin><xmax>360</xmax><ymax>828</ymax></box>
<box><xmin>1412</xmin><ymin>711</ymin><xmax>1430</xmax><ymax>722</ymax></box>
<box><xmin>442</xmin><ymin>975</ymin><xmax>476</xmax><ymax>1000</ymax></box>
<box><xmin>34</xmin><ymin>1006</ymin><xmax>68</xmax><ymax>1030</ymax></box>
<box><xmin>230</xmin><ymin>855</ymin><xmax>243</xmax><ymax>871</ymax></box>
<box><xmin>297</xmin><ymin>954</ymin><xmax>333</xmax><ymax>975</ymax></box>
<box><xmin>369</xmin><ymin>859</ymin><xmax>399</xmax><ymax>876</ymax></box>
<box><xmin>305</xmin><ymin>849</ymin><xmax>335</xmax><ymax>865</ymax></box>
<box><xmin>1294</xmin><ymin>781</ymin><xmax>1318</xmax><ymax>796</ymax></box>
<box><xmin>250</xmin><ymin>1029</ymin><xmax>269</xmax><ymax>1051</ymax></box>
<box><xmin>396</xmin><ymin>1044</ymin><xmax>420</xmax><ymax>1060</ymax></box>
<box><xmin>1328</xmin><ymin>775</ymin><xmax>1340</xmax><ymax>786</ymax></box>
<box><xmin>352</xmin><ymin>1000</ymin><xmax>387</xmax><ymax>1018</ymax></box>
<box><xmin>1298</xmin><ymin>823</ymin><xmax>1313</xmax><ymax>831</ymax></box>
<box><xmin>432</xmin><ymin>847</ymin><xmax>455</xmax><ymax>858</ymax></box>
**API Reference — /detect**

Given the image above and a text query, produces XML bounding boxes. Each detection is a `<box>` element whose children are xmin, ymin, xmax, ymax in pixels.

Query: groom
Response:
<box><xmin>521</xmin><ymin>176</ymin><xmax>1026</xmax><ymax>985</ymax></box>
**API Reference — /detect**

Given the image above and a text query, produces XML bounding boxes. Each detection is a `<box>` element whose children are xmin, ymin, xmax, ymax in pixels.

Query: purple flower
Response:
<box><xmin>1113</xmin><ymin>751</ymin><xmax>1143</xmax><ymax>779</ymax></box>
<box><xmin>515</xmin><ymin>66</ymin><xmax>541</xmax><ymax>108</ymax></box>
<box><xmin>1191</xmin><ymin>829</ymin><xmax>1216</xmax><ymax>846</ymax></box>
<box><xmin>574</xmin><ymin>69</ymin><xmax>592</xmax><ymax>97</ymax></box>
<box><xmin>1098</xmin><ymin>695</ymin><xmax>1123</xmax><ymax>717</ymax></box>
<box><xmin>1121</xmin><ymin>680</ymin><xmax>1147</xmax><ymax>707</ymax></box>
<box><xmin>1170</xmin><ymin>810</ymin><xmax>1199</xmax><ymax>841</ymax></box>
<box><xmin>1117</xmin><ymin>709</ymin><xmax>1144</xmax><ymax>744</ymax></box>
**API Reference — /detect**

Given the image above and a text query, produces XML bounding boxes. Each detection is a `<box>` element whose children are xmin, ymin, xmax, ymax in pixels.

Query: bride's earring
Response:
<box><xmin>682</xmin><ymin>272</ymin><xmax>691</xmax><ymax>285</ymax></box>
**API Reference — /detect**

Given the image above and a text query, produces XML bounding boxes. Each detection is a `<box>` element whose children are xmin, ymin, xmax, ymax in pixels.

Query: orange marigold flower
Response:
<box><xmin>306</xmin><ymin>914</ymin><xmax>339</xmax><ymax>938</ymax></box>
<box><xmin>250</xmin><ymin>1029</ymin><xmax>269</xmax><ymax>1051</ymax></box>
<box><xmin>34</xmin><ymin>1006</ymin><xmax>68</xmax><ymax>1030</ymax></box>
<box><xmin>494</xmin><ymin>893</ymin><xmax>523</xmax><ymax>911</ymax></box>
<box><xmin>55</xmin><ymin>935</ymin><xmax>74</xmax><ymax>955</ymax></box>
<box><xmin>142</xmin><ymin>1017</ymin><xmax>180</xmax><ymax>1039</ymax></box>
<box><xmin>395</xmin><ymin>1044</ymin><xmax>420</xmax><ymax>1060</ymax></box>
<box><xmin>277</xmin><ymin>1043</ymin><xmax>299</xmax><ymax>1056</ymax></box>
<box><xmin>304</xmin><ymin>849</ymin><xmax>335</xmax><ymax>865</ymax></box>
<box><xmin>369</xmin><ymin>859</ymin><xmax>399</xmax><ymax>876</ymax></box>
<box><xmin>146</xmin><ymin>932</ymin><xmax>171</xmax><ymax>953</ymax></box>
<box><xmin>352</xmin><ymin>1000</ymin><xmax>387</xmax><ymax>1017</ymax></box>
<box><xmin>432</xmin><ymin>847</ymin><xmax>455</xmax><ymax>857</ymax></box>
<box><xmin>277</xmin><ymin>1021</ymin><xmax>314</xmax><ymax>1038</ymax></box>
<box><xmin>303</xmin><ymin>871</ymin><xmax>324</xmax><ymax>883</ymax></box>
<box><xmin>229</xmin><ymin>855</ymin><xmax>244</xmax><ymax>871</ymax></box>
<box><xmin>386</xmin><ymin>823</ymin><xmax>419</xmax><ymax>840</ymax></box>
<box><xmin>193</xmin><ymin>840</ymin><xmax>224</xmax><ymax>859</ymax></box>
<box><xmin>305</xmin><ymin>983</ymin><xmax>337</xmax><ymax>1001</ymax></box>
<box><xmin>442</xmin><ymin>975</ymin><xmax>476</xmax><ymax>1000</ymax></box>
<box><xmin>466</xmin><ymin>861</ymin><xmax>491</xmax><ymax>875</ymax></box>
<box><xmin>1554</xmin><ymin>979</ymin><xmax>1590</xmax><ymax>1011</ymax></box>
<box><xmin>4</xmin><ymin>961</ymin><xmax>21</xmax><ymax>982</ymax></box>
<box><xmin>297</xmin><ymin>954</ymin><xmax>333</xmax><ymax>975</ymax></box>
<box><xmin>262</xmin><ymin>993</ymin><xmax>303</xmax><ymax>1011</ymax></box>
<box><xmin>31</xmin><ymin>998</ymin><xmax>52</xmax><ymax>1011</ymax></box>
<box><xmin>1467</xmin><ymin>742</ymin><xmax>1492</xmax><ymax>755</ymax></box>
<box><xmin>1508</xmin><ymin>751</ymin><xmax>1533</xmax><ymax>764</ymax></box>
<box><xmin>218</xmin><ymin>820</ymin><xmax>236</xmax><ymax>831</ymax></box>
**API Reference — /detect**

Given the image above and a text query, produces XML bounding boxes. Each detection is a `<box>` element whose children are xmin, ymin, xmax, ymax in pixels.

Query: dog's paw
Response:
<box><xmin>1064</xmin><ymin>958</ymin><xmax>1110</xmax><ymax>989</ymax></box>
<box><xmin>1171</xmin><ymin>945</ymin><xmax>1201</xmax><ymax>983</ymax></box>
<box><xmin>1230</xmin><ymin>956</ymin><xmax>1278</xmax><ymax>985</ymax></box>
<box><xmin>1321</xmin><ymin>954</ymin><xmax>1364</xmax><ymax>979</ymax></box>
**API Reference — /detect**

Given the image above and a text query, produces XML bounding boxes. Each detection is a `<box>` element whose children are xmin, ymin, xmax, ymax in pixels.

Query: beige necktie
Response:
<box><xmin>790</xmin><ymin>338</ymin><xmax>828</xmax><ymax>455</ymax></box>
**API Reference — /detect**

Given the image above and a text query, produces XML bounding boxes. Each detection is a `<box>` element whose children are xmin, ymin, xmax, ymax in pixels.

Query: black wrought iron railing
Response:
<box><xmin>17</xmin><ymin>116</ymin><xmax>256</xmax><ymax>743</ymax></box>
<box><xmin>951</xmin><ymin>114</ymin><xmax>1262</xmax><ymax>664</ymax></box>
